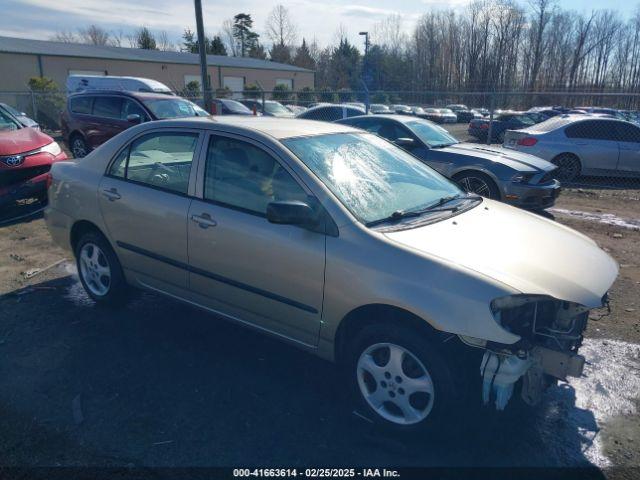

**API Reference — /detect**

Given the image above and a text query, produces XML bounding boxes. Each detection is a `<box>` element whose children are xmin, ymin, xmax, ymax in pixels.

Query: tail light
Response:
<box><xmin>479</xmin><ymin>123</ymin><xmax>489</xmax><ymax>130</ymax></box>
<box><xmin>45</xmin><ymin>172</ymin><xmax>53</xmax><ymax>190</ymax></box>
<box><xmin>517</xmin><ymin>137</ymin><xmax>538</xmax><ymax>147</ymax></box>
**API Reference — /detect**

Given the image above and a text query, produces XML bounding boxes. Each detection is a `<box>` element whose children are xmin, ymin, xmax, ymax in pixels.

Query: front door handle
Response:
<box><xmin>190</xmin><ymin>213</ymin><xmax>217</xmax><ymax>228</ymax></box>
<box><xmin>101</xmin><ymin>188</ymin><xmax>121</xmax><ymax>201</ymax></box>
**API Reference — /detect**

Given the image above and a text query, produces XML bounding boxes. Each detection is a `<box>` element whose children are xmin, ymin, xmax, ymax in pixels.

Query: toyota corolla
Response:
<box><xmin>45</xmin><ymin>117</ymin><xmax>617</xmax><ymax>431</ymax></box>
<box><xmin>0</xmin><ymin>107</ymin><xmax>66</xmax><ymax>208</ymax></box>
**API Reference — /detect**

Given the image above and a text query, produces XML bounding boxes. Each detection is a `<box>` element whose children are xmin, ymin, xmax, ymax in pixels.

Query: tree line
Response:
<box><xmin>51</xmin><ymin>1</ymin><xmax>640</xmax><ymax>94</ymax></box>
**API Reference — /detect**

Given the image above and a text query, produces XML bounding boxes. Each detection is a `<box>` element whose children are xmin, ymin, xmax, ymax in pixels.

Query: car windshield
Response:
<box><xmin>0</xmin><ymin>109</ymin><xmax>21</xmax><ymax>131</ymax></box>
<box><xmin>264</xmin><ymin>101</ymin><xmax>290</xmax><ymax>115</ymax></box>
<box><xmin>142</xmin><ymin>98</ymin><xmax>208</xmax><ymax>119</ymax></box>
<box><xmin>514</xmin><ymin>114</ymin><xmax>536</xmax><ymax>125</ymax></box>
<box><xmin>406</xmin><ymin>120</ymin><xmax>458</xmax><ymax>148</ymax></box>
<box><xmin>2</xmin><ymin>104</ymin><xmax>23</xmax><ymax>117</ymax></box>
<box><xmin>224</xmin><ymin>100</ymin><xmax>252</xmax><ymax>114</ymax></box>
<box><xmin>283</xmin><ymin>133</ymin><xmax>463</xmax><ymax>225</ymax></box>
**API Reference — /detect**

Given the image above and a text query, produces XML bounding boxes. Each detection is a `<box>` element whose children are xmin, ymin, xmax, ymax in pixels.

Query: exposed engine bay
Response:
<box><xmin>463</xmin><ymin>294</ymin><xmax>608</xmax><ymax>410</ymax></box>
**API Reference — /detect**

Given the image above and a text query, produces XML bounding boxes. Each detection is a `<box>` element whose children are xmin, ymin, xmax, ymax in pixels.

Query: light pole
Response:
<box><xmin>194</xmin><ymin>0</ymin><xmax>213</xmax><ymax>113</ymax></box>
<box><xmin>359</xmin><ymin>31</ymin><xmax>370</xmax><ymax>113</ymax></box>
<box><xmin>359</xmin><ymin>31</ymin><xmax>370</xmax><ymax>57</ymax></box>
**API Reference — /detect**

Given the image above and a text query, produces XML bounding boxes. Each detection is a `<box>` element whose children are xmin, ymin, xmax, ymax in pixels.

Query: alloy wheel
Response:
<box><xmin>72</xmin><ymin>138</ymin><xmax>88</xmax><ymax>158</ymax></box>
<box><xmin>79</xmin><ymin>242</ymin><xmax>111</xmax><ymax>297</ymax></box>
<box><xmin>457</xmin><ymin>176</ymin><xmax>492</xmax><ymax>197</ymax></box>
<box><xmin>357</xmin><ymin>342</ymin><xmax>435</xmax><ymax>425</ymax></box>
<box><xmin>553</xmin><ymin>155</ymin><xmax>580</xmax><ymax>182</ymax></box>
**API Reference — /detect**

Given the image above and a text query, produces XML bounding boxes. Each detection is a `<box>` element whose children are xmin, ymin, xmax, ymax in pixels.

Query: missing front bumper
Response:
<box><xmin>480</xmin><ymin>347</ymin><xmax>585</xmax><ymax>410</ymax></box>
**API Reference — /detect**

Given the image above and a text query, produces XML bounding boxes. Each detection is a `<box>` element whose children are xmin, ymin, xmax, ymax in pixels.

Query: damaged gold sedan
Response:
<box><xmin>45</xmin><ymin>117</ymin><xmax>618</xmax><ymax>432</ymax></box>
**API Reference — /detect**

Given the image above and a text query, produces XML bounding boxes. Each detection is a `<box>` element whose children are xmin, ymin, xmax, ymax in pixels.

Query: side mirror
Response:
<box><xmin>395</xmin><ymin>137</ymin><xmax>415</xmax><ymax>147</ymax></box>
<box><xmin>126</xmin><ymin>114</ymin><xmax>142</xmax><ymax>124</ymax></box>
<box><xmin>267</xmin><ymin>200</ymin><xmax>314</xmax><ymax>226</ymax></box>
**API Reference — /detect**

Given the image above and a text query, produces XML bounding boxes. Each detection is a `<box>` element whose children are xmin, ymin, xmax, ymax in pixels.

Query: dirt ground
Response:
<box><xmin>0</xmin><ymin>186</ymin><xmax>639</xmax><ymax>477</ymax></box>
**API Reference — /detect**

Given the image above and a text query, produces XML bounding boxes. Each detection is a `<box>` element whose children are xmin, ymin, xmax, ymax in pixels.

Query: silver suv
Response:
<box><xmin>45</xmin><ymin>117</ymin><xmax>617</xmax><ymax>431</ymax></box>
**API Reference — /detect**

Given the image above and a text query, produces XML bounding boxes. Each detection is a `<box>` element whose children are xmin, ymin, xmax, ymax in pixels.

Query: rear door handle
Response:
<box><xmin>101</xmin><ymin>188</ymin><xmax>121</xmax><ymax>201</ymax></box>
<box><xmin>190</xmin><ymin>213</ymin><xmax>217</xmax><ymax>228</ymax></box>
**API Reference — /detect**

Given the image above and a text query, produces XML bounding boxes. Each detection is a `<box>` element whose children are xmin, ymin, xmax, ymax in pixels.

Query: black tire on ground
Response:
<box><xmin>551</xmin><ymin>153</ymin><xmax>581</xmax><ymax>183</ymax></box>
<box><xmin>70</xmin><ymin>134</ymin><xmax>90</xmax><ymax>158</ymax></box>
<box><xmin>74</xmin><ymin>230</ymin><xmax>129</xmax><ymax>307</ymax></box>
<box><xmin>453</xmin><ymin>171</ymin><xmax>501</xmax><ymax>200</ymax></box>
<box><xmin>496</xmin><ymin>131</ymin><xmax>506</xmax><ymax>144</ymax></box>
<box><xmin>345</xmin><ymin>323</ymin><xmax>457</xmax><ymax>433</ymax></box>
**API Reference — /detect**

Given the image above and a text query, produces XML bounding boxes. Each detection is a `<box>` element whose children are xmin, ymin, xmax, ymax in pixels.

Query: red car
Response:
<box><xmin>0</xmin><ymin>110</ymin><xmax>67</xmax><ymax>208</ymax></box>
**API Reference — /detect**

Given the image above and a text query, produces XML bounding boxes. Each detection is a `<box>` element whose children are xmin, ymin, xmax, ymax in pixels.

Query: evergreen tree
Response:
<box><xmin>293</xmin><ymin>39</ymin><xmax>315</xmax><ymax>70</ymax></box>
<box><xmin>136</xmin><ymin>27</ymin><xmax>157</xmax><ymax>50</ymax></box>
<box><xmin>269</xmin><ymin>43</ymin><xmax>292</xmax><ymax>64</ymax></box>
<box><xmin>182</xmin><ymin>29</ymin><xmax>198</xmax><ymax>53</ymax></box>
<box><xmin>233</xmin><ymin>13</ymin><xmax>260</xmax><ymax>57</ymax></box>
<box><xmin>210</xmin><ymin>36</ymin><xmax>227</xmax><ymax>55</ymax></box>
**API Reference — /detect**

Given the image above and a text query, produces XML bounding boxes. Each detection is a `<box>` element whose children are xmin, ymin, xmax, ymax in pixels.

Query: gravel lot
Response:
<box><xmin>0</xmin><ymin>127</ymin><xmax>639</xmax><ymax>478</ymax></box>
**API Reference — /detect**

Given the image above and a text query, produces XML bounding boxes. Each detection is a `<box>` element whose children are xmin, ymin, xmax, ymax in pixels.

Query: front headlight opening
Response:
<box><xmin>511</xmin><ymin>172</ymin><xmax>533</xmax><ymax>184</ymax></box>
<box><xmin>491</xmin><ymin>295</ymin><xmax>589</xmax><ymax>350</ymax></box>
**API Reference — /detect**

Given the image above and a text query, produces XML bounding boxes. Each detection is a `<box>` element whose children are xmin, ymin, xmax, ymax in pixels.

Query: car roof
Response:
<box><xmin>149</xmin><ymin>116</ymin><xmax>360</xmax><ymax>140</ymax></box>
<box><xmin>68</xmin><ymin>90</ymin><xmax>176</xmax><ymax>100</ymax></box>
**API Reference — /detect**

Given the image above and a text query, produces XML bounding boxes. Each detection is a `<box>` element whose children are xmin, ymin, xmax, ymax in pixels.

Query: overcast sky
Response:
<box><xmin>0</xmin><ymin>0</ymin><xmax>637</xmax><ymax>51</ymax></box>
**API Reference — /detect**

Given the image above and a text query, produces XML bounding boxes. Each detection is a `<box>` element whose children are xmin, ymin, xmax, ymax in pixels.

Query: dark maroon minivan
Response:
<box><xmin>60</xmin><ymin>91</ymin><xmax>209</xmax><ymax>158</ymax></box>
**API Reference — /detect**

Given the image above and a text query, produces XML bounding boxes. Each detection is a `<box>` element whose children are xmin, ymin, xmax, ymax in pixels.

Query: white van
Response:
<box><xmin>66</xmin><ymin>75</ymin><xmax>174</xmax><ymax>95</ymax></box>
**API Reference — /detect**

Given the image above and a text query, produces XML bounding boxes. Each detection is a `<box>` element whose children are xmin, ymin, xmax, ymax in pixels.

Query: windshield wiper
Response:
<box><xmin>366</xmin><ymin>194</ymin><xmax>482</xmax><ymax>228</ymax></box>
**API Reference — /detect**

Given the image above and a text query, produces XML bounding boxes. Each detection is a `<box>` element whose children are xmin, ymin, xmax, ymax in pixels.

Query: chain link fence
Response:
<box><xmin>2</xmin><ymin>88</ymin><xmax>639</xmax><ymax>190</ymax></box>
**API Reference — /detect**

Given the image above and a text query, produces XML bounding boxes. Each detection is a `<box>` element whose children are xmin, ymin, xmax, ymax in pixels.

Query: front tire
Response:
<box><xmin>453</xmin><ymin>171</ymin><xmax>501</xmax><ymax>199</ymax></box>
<box><xmin>75</xmin><ymin>231</ymin><xmax>128</xmax><ymax>306</ymax></box>
<box><xmin>346</xmin><ymin>324</ymin><xmax>456</xmax><ymax>433</ymax></box>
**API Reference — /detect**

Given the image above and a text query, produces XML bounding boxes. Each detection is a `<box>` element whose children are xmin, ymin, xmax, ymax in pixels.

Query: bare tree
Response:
<box><xmin>51</xmin><ymin>30</ymin><xmax>78</xmax><ymax>43</ymax></box>
<box><xmin>78</xmin><ymin>25</ymin><xmax>111</xmax><ymax>45</ymax></box>
<box><xmin>265</xmin><ymin>5</ymin><xmax>297</xmax><ymax>47</ymax></box>
<box><xmin>222</xmin><ymin>18</ymin><xmax>238</xmax><ymax>56</ymax></box>
<box><xmin>157</xmin><ymin>31</ymin><xmax>175</xmax><ymax>51</ymax></box>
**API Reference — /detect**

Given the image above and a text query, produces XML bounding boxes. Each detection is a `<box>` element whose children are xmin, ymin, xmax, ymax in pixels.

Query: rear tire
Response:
<box><xmin>75</xmin><ymin>231</ymin><xmax>128</xmax><ymax>307</ymax></box>
<box><xmin>345</xmin><ymin>323</ymin><xmax>456</xmax><ymax>433</ymax></box>
<box><xmin>453</xmin><ymin>171</ymin><xmax>501</xmax><ymax>200</ymax></box>
<box><xmin>551</xmin><ymin>153</ymin><xmax>581</xmax><ymax>183</ymax></box>
<box><xmin>70</xmin><ymin>134</ymin><xmax>90</xmax><ymax>158</ymax></box>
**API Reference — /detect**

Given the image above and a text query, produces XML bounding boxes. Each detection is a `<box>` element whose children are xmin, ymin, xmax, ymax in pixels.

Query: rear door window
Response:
<box><xmin>109</xmin><ymin>132</ymin><xmax>199</xmax><ymax>194</ymax></box>
<box><xmin>70</xmin><ymin>96</ymin><xmax>93</xmax><ymax>114</ymax></box>
<box><xmin>565</xmin><ymin>121</ymin><xmax>617</xmax><ymax>141</ymax></box>
<box><xmin>93</xmin><ymin>97</ymin><xmax>123</xmax><ymax>119</ymax></box>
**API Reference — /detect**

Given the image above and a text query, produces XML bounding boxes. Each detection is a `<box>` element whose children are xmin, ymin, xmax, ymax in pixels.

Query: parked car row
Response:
<box><xmin>503</xmin><ymin>115</ymin><xmax>640</xmax><ymax>181</ymax></box>
<box><xmin>337</xmin><ymin>115</ymin><xmax>561</xmax><ymax>210</ymax></box>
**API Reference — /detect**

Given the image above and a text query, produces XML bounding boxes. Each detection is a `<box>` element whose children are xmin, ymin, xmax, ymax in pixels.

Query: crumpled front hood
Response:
<box><xmin>441</xmin><ymin>142</ymin><xmax>555</xmax><ymax>172</ymax></box>
<box><xmin>384</xmin><ymin>200</ymin><xmax>618</xmax><ymax>308</ymax></box>
<box><xmin>0</xmin><ymin>127</ymin><xmax>53</xmax><ymax>156</ymax></box>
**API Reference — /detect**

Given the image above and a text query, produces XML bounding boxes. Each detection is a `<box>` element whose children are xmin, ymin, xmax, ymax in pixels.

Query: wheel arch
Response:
<box><xmin>334</xmin><ymin>304</ymin><xmax>449</xmax><ymax>365</ymax></box>
<box><xmin>70</xmin><ymin>220</ymin><xmax>109</xmax><ymax>252</ymax></box>
<box><xmin>68</xmin><ymin>129</ymin><xmax>87</xmax><ymax>143</ymax></box>
<box><xmin>551</xmin><ymin>151</ymin><xmax>582</xmax><ymax>164</ymax></box>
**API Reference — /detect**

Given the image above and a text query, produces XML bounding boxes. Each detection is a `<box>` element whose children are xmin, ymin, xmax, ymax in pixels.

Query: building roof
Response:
<box><xmin>0</xmin><ymin>36</ymin><xmax>313</xmax><ymax>73</ymax></box>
